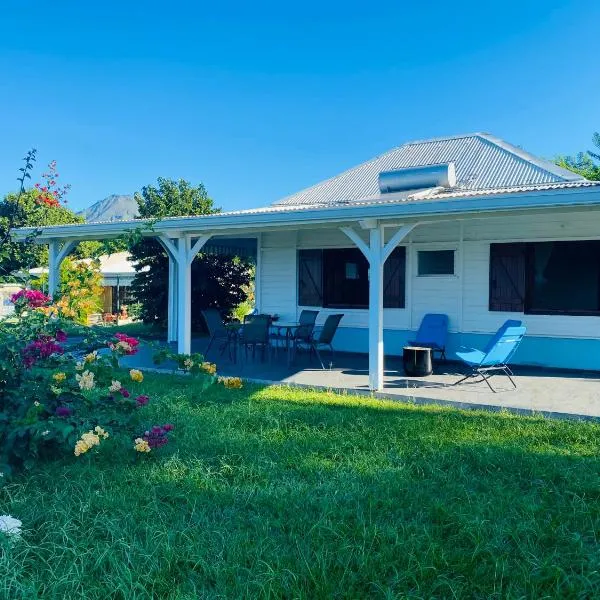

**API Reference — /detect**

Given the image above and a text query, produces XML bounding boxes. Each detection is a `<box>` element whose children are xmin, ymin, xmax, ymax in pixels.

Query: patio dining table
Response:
<box><xmin>270</xmin><ymin>322</ymin><xmax>301</xmax><ymax>367</ymax></box>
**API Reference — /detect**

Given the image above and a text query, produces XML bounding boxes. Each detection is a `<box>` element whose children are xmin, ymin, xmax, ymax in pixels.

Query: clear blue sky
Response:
<box><xmin>0</xmin><ymin>0</ymin><xmax>598</xmax><ymax>212</ymax></box>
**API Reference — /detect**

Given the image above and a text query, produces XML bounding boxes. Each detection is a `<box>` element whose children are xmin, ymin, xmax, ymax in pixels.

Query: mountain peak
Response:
<box><xmin>79</xmin><ymin>194</ymin><xmax>139</xmax><ymax>222</ymax></box>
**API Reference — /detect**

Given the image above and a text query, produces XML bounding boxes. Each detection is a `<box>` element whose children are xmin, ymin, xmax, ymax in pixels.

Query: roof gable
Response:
<box><xmin>272</xmin><ymin>133</ymin><xmax>585</xmax><ymax>207</ymax></box>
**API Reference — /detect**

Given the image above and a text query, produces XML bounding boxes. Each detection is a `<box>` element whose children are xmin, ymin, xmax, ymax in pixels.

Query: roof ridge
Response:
<box><xmin>475</xmin><ymin>133</ymin><xmax>585</xmax><ymax>182</ymax></box>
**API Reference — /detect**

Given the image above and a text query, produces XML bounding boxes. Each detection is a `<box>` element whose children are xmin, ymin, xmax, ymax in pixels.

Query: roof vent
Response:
<box><xmin>378</xmin><ymin>162</ymin><xmax>456</xmax><ymax>194</ymax></box>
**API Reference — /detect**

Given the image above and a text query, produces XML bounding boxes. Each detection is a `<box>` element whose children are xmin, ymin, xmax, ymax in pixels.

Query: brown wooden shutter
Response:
<box><xmin>298</xmin><ymin>250</ymin><xmax>323</xmax><ymax>306</ymax></box>
<box><xmin>384</xmin><ymin>246</ymin><xmax>406</xmax><ymax>308</ymax></box>
<box><xmin>489</xmin><ymin>243</ymin><xmax>526</xmax><ymax>312</ymax></box>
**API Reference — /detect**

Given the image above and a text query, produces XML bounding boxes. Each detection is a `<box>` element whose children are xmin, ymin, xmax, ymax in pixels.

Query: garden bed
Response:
<box><xmin>2</xmin><ymin>376</ymin><xmax>600</xmax><ymax>598</ymax></box>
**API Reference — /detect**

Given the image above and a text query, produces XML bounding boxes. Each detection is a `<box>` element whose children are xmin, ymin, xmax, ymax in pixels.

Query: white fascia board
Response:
<box><xmin>11</xmin><ymin>186</ymin><xmax>600</xmax><ymax>243</ymax></box>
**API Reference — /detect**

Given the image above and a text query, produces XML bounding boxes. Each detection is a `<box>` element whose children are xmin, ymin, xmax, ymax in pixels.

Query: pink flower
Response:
<box><xmin>163</xmin><ymin>423</ymin><xmax>174</xmax><ymax>431</ymax></box>
<box><xmin>135</xmin><ymin>394</ymin><xmax>149</xmax><ymax>407</ymax></box>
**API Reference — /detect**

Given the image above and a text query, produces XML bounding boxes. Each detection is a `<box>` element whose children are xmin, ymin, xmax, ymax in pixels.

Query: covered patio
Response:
<box><xmin>120</xmin><ymin>337</ymin><xmax>600</xmax><ymax>419</ymax></box>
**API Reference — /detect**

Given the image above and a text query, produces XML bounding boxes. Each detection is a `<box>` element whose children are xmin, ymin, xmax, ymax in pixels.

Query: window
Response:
<box><xmin>297</xmin><ymin>247</ymin><xmax>406</xmax><ymax>309</ymax></box>
<box><xmin>489</xmin><ymin>241</ymin><xmax>600</xmax><ymax>316</ymax></box>
<box><xmin>418</xmin><ymin>250</ymin><xmax>455</xmax><ymax>276</ymax></box>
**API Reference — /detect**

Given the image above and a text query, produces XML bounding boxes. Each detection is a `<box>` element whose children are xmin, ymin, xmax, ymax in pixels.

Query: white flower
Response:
<box><xmin>75</xmin><ymin>361</ymin><xmax>84</xmax><ymax>371</ymax></box>
<box><xmin>109</xmin><ymin>380</ymin><xmax>122</xmax><ymax>393</ymax></box>
<box><xmin>0</xmin><ymin>515</ymin><xmax>22</xmax><ymax>540</ymax></box>
<box><xmin>76</xmin><ymin>370</ymin><xmax>95</xmax><ymax>391</ymax></box>
<box><xmin>42</xmin><ymin>430</ymin><xmax>50</xmax><ymax>436</ymax></box>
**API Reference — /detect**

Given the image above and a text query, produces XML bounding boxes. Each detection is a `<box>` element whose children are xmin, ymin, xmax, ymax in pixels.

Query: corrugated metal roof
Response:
<box><xmin>272</xmin><ymin>133</ymin><xmax>586</xmax><ymax>207</ymax></box>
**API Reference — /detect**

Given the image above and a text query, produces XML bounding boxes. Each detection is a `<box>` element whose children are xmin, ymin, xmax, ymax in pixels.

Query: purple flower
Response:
<box><xmin>135</xmin><ymin>394</ymin><xmax>149</xmax><ymax>407</ymax></box>
<box><xmin>55</xmin><ymin>329</ymin><xmax>67</xmax><ymax>342</ymax></box>
<box><xmin>56</xmin><ymin>406</ymin><xmax>72</xmax><ymax>417</ymax></box>
<box><xmin>120</xmin><ymin>387</ymin><xmax>130</xmax><ymax>398</ymax></box>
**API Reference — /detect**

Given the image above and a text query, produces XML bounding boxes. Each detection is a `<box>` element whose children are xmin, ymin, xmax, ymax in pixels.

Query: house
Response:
<box><xmin>29</xmin><ymin>252</ymin><xmax>138</xmax><ymax>315</ymax></box>
<box><xmin>11</xmin><ymin>133</ymin><xmax>600</xmax><ymax>390</ymax></box>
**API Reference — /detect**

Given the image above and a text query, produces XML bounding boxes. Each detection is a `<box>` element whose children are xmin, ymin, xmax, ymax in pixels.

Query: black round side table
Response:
<box><xmin>403</xmin><ymin>346</ymin><xmax>433</xmax><ymax>377</ymax></box>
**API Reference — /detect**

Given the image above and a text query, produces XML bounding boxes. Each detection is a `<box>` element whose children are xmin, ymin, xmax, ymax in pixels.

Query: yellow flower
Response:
<box><xmin>201</xmin><ymin>362</ymin><xmax>217</xmax><ymax>375</ymax></box>
<box><xmin>134</xmin><ymin>438</ymin><xmax>151</xmax><ymax>453</ymax></box>
<box><xmin>52</xmin><ymin>372</ymin><xmax>66</xmax><ymax>382</ymax></box>
<box><xmin>219</xmin><ymin>376</ymin><xmax>243</xmax><ymax>389</ymax></box>
<box><xmin>109</xmin><ymin>380</ymin><xmax>122</xmax><ymax>393</ymax></box>
<box><xmin>81</xmin><ymin>431</ymin><xmax>100</xmax><ymax>447</ymax></box>
<box><xmin>129</xmin><ymin>369</ymin><xmax>144</xmax><ymax>383</ymax></box>
<box><xmin>85</xmin><ymin>351</ymin><xmax>98</xmax><ymax>363</ymax></box>
<box><xmin>74</xmin><ymin>440</ymin><xmax>89</xmax><ymax>456</ymax></box>
<box><xmin>183</xmin><ymin>358</ymin><xmax>194</xmax><ymax>369</ymax></box>
<box><xmin>76</xmin><ymin>370</ymin><xmax>95</xmax><ymax>391</ymax></box>
<box><xmin>94</xmin><ymin>426</ymin><xmax>109</xmax><ymax>440</ymax></box>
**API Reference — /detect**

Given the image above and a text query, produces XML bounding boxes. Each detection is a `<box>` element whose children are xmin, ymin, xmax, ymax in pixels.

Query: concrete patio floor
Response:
<box><xmin>123</xmin><ymin>336</ymin><xmax>600</xmax><ymax>420</ymax></box>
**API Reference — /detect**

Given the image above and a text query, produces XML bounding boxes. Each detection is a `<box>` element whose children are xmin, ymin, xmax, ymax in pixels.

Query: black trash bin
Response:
<box><xmin>403</xmin><ymin>346</ymin><xmax>433</xmax><ymax>377</ymax></box>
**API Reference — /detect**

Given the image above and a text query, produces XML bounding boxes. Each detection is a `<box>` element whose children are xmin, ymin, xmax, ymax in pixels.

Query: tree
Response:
<box><xmin>555</xmin><ymin>132</ymin><xmax>600</xmax><ymax>181</ymax></box>
<box><xmin>0</xmin><ymin>189</ymin><xmax>84</xmax><ymax>281</ymax></box>
<box><xmin>129</xmin><ymin>178</ymin><xmax>253</xmax><ymax>330</ymax></box>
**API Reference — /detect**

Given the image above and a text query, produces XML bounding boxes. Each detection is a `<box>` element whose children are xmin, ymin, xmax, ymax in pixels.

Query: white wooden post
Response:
<box><xmin>167</xmin><ymin>256</ymin><xmax>178</xmax><ymax>343</ymax></box>
<box><xmin>160</xmin><ymin>234</ymin><xmax>212</xmax><ymax>355</ymax></box>
<box><xmin>177</xmin><ymin>237</ymin><xmax>192</xmax><ymax>355</ymax></box>
<box><xmin>368</xmin><ymin>226</ymin><xmax>385</xmax><ymax>391</ymax></box>
<box><xmin>47</xmin><ymin>239</ymin><xmax>78</xmax><ymax>298</ymax></box>
<box><xmin>340</xmin><ymin>222</ymin><xmax>420</xmax><ymax>392</ymax></box>
<box><xmin>48</xmin><ymin>240</ymin><xmax>59</xmax><ymax>299</ymax></box>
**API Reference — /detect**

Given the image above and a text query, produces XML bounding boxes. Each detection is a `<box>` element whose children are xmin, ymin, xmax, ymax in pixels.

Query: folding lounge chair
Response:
<box><xmin>454</xmin><ymin>325</ymin><xmax>527</xmax><ymax>392</ymax></box>
<box><xmin>408</xmin><ymin>314</ymin><xmax>449</xmax><ymax>361</ymax></box>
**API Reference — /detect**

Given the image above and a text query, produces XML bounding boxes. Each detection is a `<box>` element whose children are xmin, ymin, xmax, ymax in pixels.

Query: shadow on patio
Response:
<box><xmin>123</xmin><ymin>335</ymin><xmax>600</xmax><ymax>420</ymax></box>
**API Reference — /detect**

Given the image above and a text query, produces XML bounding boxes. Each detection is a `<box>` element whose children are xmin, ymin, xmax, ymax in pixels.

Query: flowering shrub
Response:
<box><xmin>152</xmin><ymin>349</ymin><xmax>216</xmax><ymax>378</ymax></box>
<box><xmin>53</xmin><ymin>258</ymin><xmax>104</xmax><ymax>324</ymax></box>
<box><xmin>0</xmin><ymin>296</ymin><xmax>169</xmax><ymax>478</ymax></box>
<box><xmin>134</xmin><ymin>423</ymin><xmax>174</xmax><ymax>453</ymax></box>
<box><xmin>10</xmin><ymin>289</ymin><xmax>51</xmax><ymax>315</ymax></box>
<box><xmin>33</xmin><ymin>160</ymin><xmax>71</xmax><ymax>208</ymax></box>
<box><xmin>219</xmin><ymin>376</ymin><xmax>243</xmax><ymax>389</ymax></box>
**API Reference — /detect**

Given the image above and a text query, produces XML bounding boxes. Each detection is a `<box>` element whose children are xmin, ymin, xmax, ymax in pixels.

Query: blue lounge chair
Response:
<box><xmin>454</xmin><ymin>325</ymin><xmax>527</xmax><ymax>392</ymax></box>
<box><xmin>483</xmin><ymin>319</ymin><xmax>522</xmax><ymax>353</ymax></box>
<box><xmin>408</xmin><ymin>314</ymin><xmax>449</xmax><ymax>361</ymax></box>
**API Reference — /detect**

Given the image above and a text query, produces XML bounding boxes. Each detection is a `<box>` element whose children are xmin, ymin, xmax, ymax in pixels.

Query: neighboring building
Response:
<box><xmin>12</xmin><ymin>132</ymin><xmax>600</xmax><ymax>390</ymax></box>
<box><xmin>30</xmin><ymin>252</ymin><xmax>138</xmax><ymax>315</ymax></box>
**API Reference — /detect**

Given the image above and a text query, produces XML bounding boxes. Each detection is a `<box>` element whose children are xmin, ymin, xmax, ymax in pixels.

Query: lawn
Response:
<box><xmin>2</xmin><ymin>374</ymin><xmax>600</xmax><ymax>599</ymax></box>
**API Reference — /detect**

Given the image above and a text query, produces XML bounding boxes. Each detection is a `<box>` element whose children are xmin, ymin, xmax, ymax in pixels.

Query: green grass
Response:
<box><xmin>2</xmin><ymin>375</ymin><xmax>600</xmax><ymax>599</ymax></box>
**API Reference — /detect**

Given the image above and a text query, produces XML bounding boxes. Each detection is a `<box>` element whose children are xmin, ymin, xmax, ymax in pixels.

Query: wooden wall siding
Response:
<box><xmin>258</xmin><ymin>209</ymin><xmax>600</xmax><ymax>339</ymax></box>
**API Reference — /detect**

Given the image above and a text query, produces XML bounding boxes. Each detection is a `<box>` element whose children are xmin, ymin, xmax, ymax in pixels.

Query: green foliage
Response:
<box><xmin>0</xmin><ymin>189</ymin><xmax>84</xmax><ymax>281</ymax></box>
<box><xmin>134</xmin><ymin>177</ymin><xmax>219</xmax><ymax>219</ymax></box>
<box><xmin>129</xmin><ymin>178</ymin><xmax>252</xmax><ymax>329</ymax></box>
<box><xmin>555</xmin><ymin>131</ymin><xmax>600</xmax><ymax>181</ymax></box>
<box><xmin>2</xmin><ymin>380</ymin><xmax>600</xmax><ymax>597</ymax></box>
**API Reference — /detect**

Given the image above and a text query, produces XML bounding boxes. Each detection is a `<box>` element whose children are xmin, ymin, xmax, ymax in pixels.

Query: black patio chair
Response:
<box><xmin>238</xmin><ymin>314</ymin><xmax>271</xmax><ymax>361</ymax></box>
<box><xmin>296</xmin><ymin>313</ymin><xmax>343</xmax><ymax>369</ymax></box>
<box><xmin>201</xmin><ymin>309</ymin><xmax>231</xmax><ymax>359</ymax></box>
<box><xmin>270</xmin><ymin>309</ymin><xmax>319</xmax><ymax>354</ymax></box>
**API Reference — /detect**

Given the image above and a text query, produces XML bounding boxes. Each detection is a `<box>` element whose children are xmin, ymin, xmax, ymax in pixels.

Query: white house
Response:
<box><xmin>11</xmin><ymin>133</ymin><xmax>600</xmax><ymax>390</ymax></box>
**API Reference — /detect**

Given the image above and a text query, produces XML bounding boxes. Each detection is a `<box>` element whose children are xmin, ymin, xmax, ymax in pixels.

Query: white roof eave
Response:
<box><xmin>11</xmin><ymin>184</ymin><xmax>600</xmax><ymax>243</ymax></box>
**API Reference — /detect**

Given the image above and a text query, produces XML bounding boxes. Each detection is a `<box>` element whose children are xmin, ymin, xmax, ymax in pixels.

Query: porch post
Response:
<box><xmin>341</xmin><ymin>222</ymin><xmax>420</xmax><ymax>392</ymax></box>
<box><xmin>167</xmin><ymin>256</ymin><xmax>178</xmax><ymax>343</ymax></box>
<box><xmin>163</xmin><ymin>233</ymin><xmax>211</xmax><ymax>355</ymax></box>
<box><xmin>176</xmin><ymin>237</ymin><xmax>192</xmax><ymax>355</ymax></box>
<box><xmin>47</xmin><ymin>238</ymin><xmax>78</xmax><ymax>298</ymax></box>
<box><xmin>48</xmin><ymin>240</ymin><xmax>59</xmax><ymax>299</ymax></box>
<box><xmin>368</xmin><ymin>226</ymin><xmax>385</xmax><ymax>391</ymax></box>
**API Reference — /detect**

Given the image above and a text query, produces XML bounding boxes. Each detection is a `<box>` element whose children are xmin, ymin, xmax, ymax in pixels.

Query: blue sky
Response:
<box><xmin>0</xmin><ymin>0</ymin><xmax>598</xmax><ymax>212</ymax></box>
